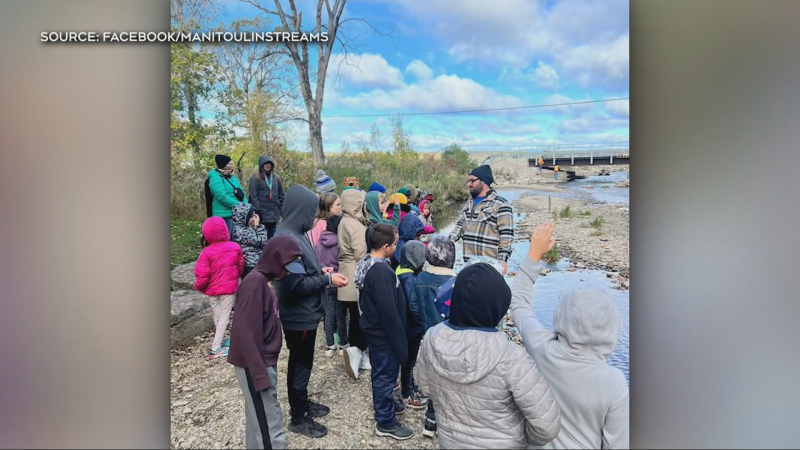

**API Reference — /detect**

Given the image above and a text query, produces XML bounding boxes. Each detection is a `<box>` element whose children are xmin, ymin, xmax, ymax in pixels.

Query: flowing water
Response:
<box><xmin>430</xmin><ymin>189</ymin><xmax>630</xmax><ymax>383</ymax></box>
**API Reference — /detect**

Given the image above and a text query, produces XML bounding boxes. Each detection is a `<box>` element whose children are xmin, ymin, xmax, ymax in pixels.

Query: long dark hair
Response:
<box><xmin>315</xmin><ymin>193</ymin><xmax>340</xmax><ymax>220</ymax></box>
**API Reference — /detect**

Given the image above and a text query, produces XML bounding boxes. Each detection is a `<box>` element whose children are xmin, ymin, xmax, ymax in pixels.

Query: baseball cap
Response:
<box><xmin>284</xmin><ymin>258</ymin><xmax>305</xmax><ymax>274</ymax></box>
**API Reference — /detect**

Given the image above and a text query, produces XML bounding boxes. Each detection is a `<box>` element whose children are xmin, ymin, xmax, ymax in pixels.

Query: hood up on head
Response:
<box><xmin>201</xmin><ymin>216</ymin><xmax>230</xmax><ymax>243</ymax></box>
<box><xmin>399</xmin><ymin>240</ymin><xmax>426</xmax><ymax>272</ymax></box>
<box><xmin>419</xmin><ymin>199</ymin><xmax>431</xmax><ymax>217</ymax></box>
<box><xmin>254</xmin><ymin>235</ymin><xmax>303</xmax><ymax>278</ymax></box>
<box><xmin>401</xmin><ymin>184</ymin><xmax>419</xmax><ymax>203</ymax></box>
<box><xmin>553</xmin><ymin>287</ymin><xmax>621</xmax><ymax>362</ymax></box>
<box><xmin>231</xmin><ymin>202</ymin><xmax>252</xmax><ymax>227</ymax></box>
<box><xmin>280</xmin><ymin>184</ymin><xmax>318</xmax><ymax>234</ymax></box>
<box><xmin>341</xmin><ymin>188</ymin><xmax>368</xmax><ymax>224</ymax></box>
<box><xmin>449</xmin><ymin>263</ymin><xmax>511</xmax><ymax>329</ymax></box>
<box><xmin>258</xmin><ymin>155</ymin><xmax>276</xmax><ymax>174</ymax></box>
<box><xmin>395</xmin><ymin>214</ymin><xmax>424</xmax><ymax>262</ymax></box>
<box><xmin>364</xmin><ymin>191</ymin><xmax>384</xmax><ymax>223</ymax></box>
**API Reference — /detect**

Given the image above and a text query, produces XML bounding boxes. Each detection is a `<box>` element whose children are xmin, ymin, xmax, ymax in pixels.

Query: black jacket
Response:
<box><xmin>249</xmin><ymin>155</ymin><xmax>285</xmax><ymax>224</ymax></box>
<box><xmin>272</xmin><ymin>184</ymin><xmax>331</xmax><ymax>331</ymax></box>
<box><xmin>359</xmin><ymin>262</ymin><xmax>408</xmax><ymax>363</ymax></box>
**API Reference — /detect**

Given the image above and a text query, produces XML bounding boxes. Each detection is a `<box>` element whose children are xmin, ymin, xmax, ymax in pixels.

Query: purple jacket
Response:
<box><xmin>314</xmin><ymin>230</ymin><xmax>340</xmax><ymax>271</ymax></box>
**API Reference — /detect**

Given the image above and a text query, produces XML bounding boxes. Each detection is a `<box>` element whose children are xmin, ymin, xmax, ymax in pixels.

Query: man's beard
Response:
<box><xmin>469</xmin><ymin>183</ymin><xmax>483</xmax><ymax>198</ymax></box>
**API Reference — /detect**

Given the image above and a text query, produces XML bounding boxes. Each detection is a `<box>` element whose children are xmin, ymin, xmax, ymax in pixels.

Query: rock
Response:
<box><xmin>173</xmin><ymin>400</ymin><xmax>189</xmax><ymax>408</ymax></box>
<box><xmin>616</xmin><ymin>179</ymin><xmax>630</xmax><ymax>188</ymax></box>
<box><xmin>171</xmin><ymin>290</ymin><xmax>214</xmax><ymax>349</ymax></box>
<box><xmin>539</xmin><ymin>268</ymin><xmax>551</xmax><ymax>276</ymax></box>
<box><xmin>171</xmin><ymin>262</ymin><xmax>197</xmax><ymax>291</ymax></box>
<box><xmin>182</xmin><ymin>408</ymin><xmax>192</xmax><ymax>415</ymax></box>
<box><xmin>576</xmin><ymin>262</ymin><xmax>587</xmax><ymax>269</ymax></box>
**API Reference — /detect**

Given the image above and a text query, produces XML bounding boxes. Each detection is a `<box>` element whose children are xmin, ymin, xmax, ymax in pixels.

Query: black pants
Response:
<box><xmin>323</xmin><ymin>287</ymin><xmax>346</xmax><ymax>347</ymax></box>
<box><xmin>337</xmin><ymin>301</ymin><xmax>366</xmax><ymax>351</ymax></box>
<box><xmin>283</xmin><ymin>328</ymin><xmax>317</xmax><ymax>422</ymax></box>
<box><xmin>368</xmin><ymin>346</ymin><xmax>400</xmax><ymax>428</ymax></box>
<box><xmin>401</xmin><ymin>336</ymin><xmax>422</xmax><ymax>398</ymax></box>
<box><xmin>242</xmin><ymin>266</ymin><xmax>255</xmax><ymax>279</ymax></box>
<box><xmin>265</xmin><ymin>222</ymin><xmax>277</xmax><ymax>240</ymax></box>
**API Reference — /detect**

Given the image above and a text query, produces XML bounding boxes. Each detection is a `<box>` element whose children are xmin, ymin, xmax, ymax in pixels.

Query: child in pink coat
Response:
<box><xmin>194</xmin><ymin>216</ymin><xmax>245</xmax><ymax>359</ymax></box>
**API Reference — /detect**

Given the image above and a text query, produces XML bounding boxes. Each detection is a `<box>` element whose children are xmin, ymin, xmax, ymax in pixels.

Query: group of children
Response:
<box><xmin>192</xmin><ymin>173</ymin><xmax>629</xmax><ymax>449</ymax></box>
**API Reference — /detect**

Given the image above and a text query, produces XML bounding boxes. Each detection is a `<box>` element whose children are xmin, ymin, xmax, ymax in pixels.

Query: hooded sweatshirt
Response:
<box><xmin>416</xmin><ymin>263</ymin><xmax>561</xmax><ymax>449</ymax></box>
<box><xmin>510</xmin><ymin>258</ymin><xmax>629</xmax><ymax>449</ymax></box>
<box><xmin>364</xmin><ymin>191</ymin><xmax>400</xmax><ymax>227</ymax></box>
<box><xmin>396</xmin><ymin>241</ymin><xmax>426</xmax><ymax>340</ymax></box>
<box><xmin>249</xmin><ymin>155</ymin><xmax>284</xmax><ymax>224</ymax></box>
<box><xmin>314</xmin><ymin>229</ymin><xmax>340</xmax><ymax>271</ymax></box>
<box><xmin>394</xmin><ymin>214</ymin><xmax>426</xmax><ymax>264</ymax></box>
<box><xmin>227</xmin><ymin>235</ymin><xmax>302</xmax><ymax>391</ymax></box>
<box><xmin>418</xmin><ymin>200</ymin><xmax>435</xmax><ymax>244</ymax></box>
<box><xmin>272</xmin><ymin>185</ymin><xmax>332</xmax><ymax>331</ymax></box>
<box><xmin>355</xmin><ymin>256</ymin><xmax>408</xmax><ymax>363</ymax></box>
<box><xmin>194</xmin><ymin>216</ymin><xmax>244</xmax><ymax>296</ymax></box>
<box><xmin>337</xmin><ymin>189</ymin><xmax>370</xmax><ymax>302</ymax></box>
<box><xmin>231</xmin><ymin>203</ymin><xmax>269</xmax><ymax>268</ymax></box>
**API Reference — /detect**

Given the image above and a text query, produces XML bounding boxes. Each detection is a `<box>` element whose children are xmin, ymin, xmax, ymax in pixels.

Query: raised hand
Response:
<box><xmin>527</xmin><ymin>221</ymin><xmax>556</xmax><ymax>262</ymax></box>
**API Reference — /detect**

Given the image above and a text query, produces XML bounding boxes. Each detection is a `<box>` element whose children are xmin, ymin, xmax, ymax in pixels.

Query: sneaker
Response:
<box><xmin>414</xmin><ymin>384</ymin><xmax>428</xmax><ymax>400</ymax></box>
<box><xmin>375</xmin><ymin>422</ymin><xmax>414</xmax><ymax>441</ymax></box>
<box><xmin>402</xmin><ymin>392</ymin><xmax>428</xmax><ymax>410</ymax></box>
<box><xmin>325</xmin><ymin>345</ymin><xmax>336</xmax><ymax>357</ymax></box>
<box><xmin>359</xmin><ymin>352</ymin><xmax>372</xmax><ymax>371</ymax></box>
<box><xmin>222</xmin><ymin>338</ymin><xmax>231</xmax><ymax>348</ymax></box>
<box><xmin>307</xmin><ymin>400</ymin><xmax>330</xmax><ymax>418</ymax></box>
<box><xmin>394</xmin><ymin>399</ymin><xmax>406</xmax><ymax>415</ymax></box>
<box><xmin>288</xmin><ymin>416</ymin><xmax>328</xmax><ymax>438</ymax></box>
<box><xmin>393</xmin><ymin>381</ymin><xmax>401</xmax><ymax>392</ymax></box>
<box><xmin>207</xmin><ymin>347</ymin><xmax>228</xmax><ymax>360</ymax></box>
<box><xmin>343</xmin><ymin>346</ymin><xmax>361</xmax><ymax>379</ymax></box>
<box><xmin>422</xmin><ymin>417</ymin><xmax>437</xmax><ymax>438</ymax></box>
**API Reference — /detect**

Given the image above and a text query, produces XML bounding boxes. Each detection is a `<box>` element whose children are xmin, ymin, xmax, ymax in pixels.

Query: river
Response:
<box><xmin>430</xmin><ymin>186</ymin><xmax>630</xmax><ymax>383</ymax></box>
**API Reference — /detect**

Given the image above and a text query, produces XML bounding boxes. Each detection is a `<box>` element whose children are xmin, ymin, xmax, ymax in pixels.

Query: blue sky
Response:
<box><xmin>210</xmin><ymin>0</ymin><xmax>629</xmax><ymax>152</ymax></box>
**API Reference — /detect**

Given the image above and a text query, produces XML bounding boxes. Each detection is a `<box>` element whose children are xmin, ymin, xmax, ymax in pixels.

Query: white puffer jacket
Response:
<box><xmin>417</xmin><ymin>323</ymin><xmax>561</xmax><ymax>449</ymax></box>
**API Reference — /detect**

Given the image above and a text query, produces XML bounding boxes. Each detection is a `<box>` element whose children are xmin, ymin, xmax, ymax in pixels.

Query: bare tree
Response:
<box><xmin>241</xmin><ymin>0</ymin><xmax>394</xmax><ymax>166</ymax></box>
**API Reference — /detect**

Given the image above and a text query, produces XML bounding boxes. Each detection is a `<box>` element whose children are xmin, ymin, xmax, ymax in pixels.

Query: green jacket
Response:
<box><xmin>207</xmin><ymin>169</ymin><xmax>247</xmax><ymax>219</ymax></box>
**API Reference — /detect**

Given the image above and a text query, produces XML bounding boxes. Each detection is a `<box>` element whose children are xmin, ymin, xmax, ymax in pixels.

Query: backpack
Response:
<box><xmin>204</xmin><ymin>178</ymin><xmax>214</xmax><ymax>218</ymax></box>
<box><xmin>434</xmin><ymin>277</ymin><xmax>455</xmax><ymax>320</ymax></box>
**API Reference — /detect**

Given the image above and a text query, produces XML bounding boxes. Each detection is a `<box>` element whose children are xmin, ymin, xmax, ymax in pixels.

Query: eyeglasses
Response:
<box><xmin>467</xmin><ymin>178</ymin><xmax>480</xmax><ymax>184</ymax></box>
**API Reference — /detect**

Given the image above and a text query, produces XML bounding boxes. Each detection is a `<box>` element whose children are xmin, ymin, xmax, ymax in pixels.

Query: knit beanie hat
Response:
<box><xmin>315</xmin><ymin>169</ymin><xmax>336</xmax><ymax>194</ymax></box>
<box><xmin>426</xmin><ymin>236</ymin><xmax>456</xmax><ymax>268</ymax></box>
<box><xmin>245</xmin><ymin>204</ymin><xmax>256</xmax><ymax>225</ymax></box>
<box><xmin>400</xmin><ymin>240</ymin><xmax>426</xmax><ymax>272</ymax></box>
<box><xmin>450</xmin><ymin>263</ymin><xmax>511</xmax><ymax>329</ymax></box>
<box><xmin>368</xmin><ymin>182</ymin><xmax>386</xmax><ymax>193</ymax></box>
<box><xmin>215</xmin><ymin>154</ymin><xmax>232</xmax><ymax>169</ymax></box>
<box><xmin>469</xmin><ymin>165</ymin><xmax>494</xmax><ymax>185</ymax></box>
<box><xmin>389</xmin><ymin>193</ymin><xmax>408</xmax><ymax>205</ymax></box>
<box><xmin>397</xmin><ymin>187</ymin><xmax>410</xmax><ymax>198</ymax></box>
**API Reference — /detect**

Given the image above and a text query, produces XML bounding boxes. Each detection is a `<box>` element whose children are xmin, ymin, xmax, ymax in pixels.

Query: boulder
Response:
<box><xmin>171</xmin><ymin>290</ymin><xmax>213</xmax><ymax>348</ymax></box>
<box><xmin>171</xmin><ymin>262</ymin><xmax>196</xmax><ymax>291</ymax></box>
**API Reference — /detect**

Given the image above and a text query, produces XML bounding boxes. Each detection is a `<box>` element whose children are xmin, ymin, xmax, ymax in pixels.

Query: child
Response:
<box><xmin>194</xmin><ymin>216</ymin><xmax>244</xmax><ymax>359</ymax></box>
<box><xmin>354</xmin><ymin>224</ymin><xmax>414</xmax><ymax>441</ymax></box>
<box><xmin>314</xmin><ymin>215</ymin><xmax>347</xmax><ymax>357</ymax></box>
<box><xmin>510</xmin><ymin>221</ymin><xmax>629</xmax><ymax>449</ymax></box>
<box><xmin>394</xmin><ymin>241</ymin><xmax>428</xmax><ymax>411</ymax></box>
<box><xmin>231</xmin><ymin>203</ymin><xmax>268</xmax><ymax>279</ymax></box>
<box><xmin>227</xmin><ymin>235</ymin><xmax>307</xmax><ymax>449</ymax></box>
<box><xmin>307</xmin><ymin>193</ymin><xmax>341</xmax><ymax>248</ymax></box>
<box><xmin>392</xmin><ymin>214</ymin><xmax>434</xmax><ymax>270</ymax></box>
<box><xmin>418</xmin><ymin>200</ymin><xmax>434</xmax><ymax>245</ymax></box>
<box><xmin>416</xmin><ymin>262</ymin><xmax>562</xmax><ymax>449</ymax></box>
<box><xmin>365</xmin><ymin>190</ymin><xmax>400</xmax><ymax>227</ymax></box>
<box><xmin>411</xmin><ymin>236</ymin><xmax>456</xmax><ymax>437</ymax></box>
<box><xmin>384</xmin><ymin>193</ymin><xmax>407</xmax><ymax>222</ymax></box>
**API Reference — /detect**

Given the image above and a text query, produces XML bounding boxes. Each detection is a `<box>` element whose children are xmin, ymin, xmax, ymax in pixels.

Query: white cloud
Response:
<box><xmin>533</xmin><ymin>61</ymin><xmax>560</xmax><ymax>89</ymax></box>
<box><xmin>329</xmin><ymin>53</ymin><xmax>405</xmax><ymax>89</ymax></box>
<box><xmin>543</xmin><ymin>94</ymin><xmax>597</xmax><ymax>114</ymax></box>
<box><xmin>560</xmin><ymin>33</ymin><xmax>629</xmax><ymax>89</ymax></box>
<box><xmin>405</xmin><ymin>60</ymin><xmax>433</xmax><ymax>81</ymax></box>
<box><xmin>604</xmin><ymin>98</ymin><xmax>629</xmax><ymax>118</ymax></box>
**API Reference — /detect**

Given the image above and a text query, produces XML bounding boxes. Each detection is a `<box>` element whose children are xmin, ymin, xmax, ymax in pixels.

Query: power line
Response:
<box><xmin>323</xmin><ymin>97</ymin><xmax>629</xmax><ymax>118</ymax></box>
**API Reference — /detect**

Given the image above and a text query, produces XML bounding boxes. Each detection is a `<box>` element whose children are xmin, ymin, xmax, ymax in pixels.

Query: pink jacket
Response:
<box><xmin>194</xmin><ymin>216</ymin><xmax>244</xmax><ymax>296</ymax></box>
<box><xmin>306</xmin><ymin>218</ymin><xmax>327</xmax><ymax>248</ymax></box>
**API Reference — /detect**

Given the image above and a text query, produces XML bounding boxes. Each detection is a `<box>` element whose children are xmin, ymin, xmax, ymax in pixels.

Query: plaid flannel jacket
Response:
<box><xmin>449</xmin><ymin>190</ymin><xmax>514</xmax><ymax>262</ymax></box>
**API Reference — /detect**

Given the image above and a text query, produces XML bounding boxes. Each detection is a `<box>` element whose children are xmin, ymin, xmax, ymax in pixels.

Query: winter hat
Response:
<box><xmin>215</xmin><ymin>154</ymin><xmax>232</xmax><ymax>169</ymax></box>
<box><xmin>401</xmin><ymin>184</ymin><xmax>419</xmax><ymax>203</ymax></box>
<box><xmin>469</xmin><ymin>164</ymin><xmax>494</xmax><ymax>185</ymax></box>
<box><xmin>368</xmin><ymin>182</ymin><xmax>386</xmax><ymax>193</ymax></box>
<box><xmin>450</xmin><ymin>263</ymin><xmax>511</xmax><ymax>329</ymax></box>
<box><xmin>389</xmin><ymin>193</ymin><xmax>408</xmax><ymax>205</ymax></box>
<box><xmin>426</xmin><ymin>236</ymin><xmax>456</xmax><ymax>268</ymax></box>
<box><xmin>343</xmin><ymin>176</ymin><xmax>360</xmax><ymax>189</ymax></box>
<box><xmin>397</xmin><ymin>187</ymin><xmax>411</xmax><ymax>198</ymax></box>
<box><xmin>245</xmin><ymin>204</ymin><xmax>256</xmax><ymax>224</ymax></box>
<box><xmin>400</xmin><ymin>240</ymin><xmax>426</xmax><ymax>272</ymax></box>
<box><xmin>315</xmin><ymin>169</ymin><xmax>336</xmax><ymax>194</ymax></box>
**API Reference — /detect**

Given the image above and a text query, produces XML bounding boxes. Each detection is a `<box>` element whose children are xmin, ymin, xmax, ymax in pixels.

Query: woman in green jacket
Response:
<box><xmin>207</xmin><ymin>155</ymin><xmax>247</xmax><ymax>235</ymax></box>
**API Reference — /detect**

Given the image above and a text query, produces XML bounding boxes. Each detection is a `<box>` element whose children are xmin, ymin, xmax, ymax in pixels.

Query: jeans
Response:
<box><xmin>368</xmin><ymin>346</ymin><xmax>401</xmax><ymax>428</ymax></box>
<box><xmin>283</xmin><ymin>328</ymin><xmax>317</xmax><ymax>422</ymax></box>
<box><xmin>265</xmin><ymin>222</ymin><xmax>277</xmax><ymax>240</ymax></box>
<box><xmin>401</xmin><ymin>336</ymin><xmax>422</xmax><ymax>398</ymax></box>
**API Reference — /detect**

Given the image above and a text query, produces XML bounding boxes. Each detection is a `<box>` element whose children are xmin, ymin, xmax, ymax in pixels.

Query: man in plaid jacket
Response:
<box><xmin>449</xmin><ymin>165</ymin><xmax>514</xmax><ymax>275</ymax></box>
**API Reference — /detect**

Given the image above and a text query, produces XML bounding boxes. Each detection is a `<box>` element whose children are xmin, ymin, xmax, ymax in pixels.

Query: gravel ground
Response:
<box><xmin>171</xmin><ymin>325</ymin><xmax>441</xmax><ymax>449</ymax></box>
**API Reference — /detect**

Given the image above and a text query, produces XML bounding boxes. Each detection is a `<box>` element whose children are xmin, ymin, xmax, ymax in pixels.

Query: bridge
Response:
<box><xmin>478</xmin><ymin>141</ymin><xmax>629</xmax><ymax>167</ymax></box>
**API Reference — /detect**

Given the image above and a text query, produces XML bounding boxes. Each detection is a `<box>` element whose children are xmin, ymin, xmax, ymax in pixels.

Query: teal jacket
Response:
<box><xmin>208</xmin><ymin>169</ymin><xmax>247</xmax><ymax>219</ymax></box>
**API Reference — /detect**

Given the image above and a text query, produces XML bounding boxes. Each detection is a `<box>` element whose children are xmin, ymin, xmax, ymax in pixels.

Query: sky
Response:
<box><xmin>208</xmin><ymin>0</ymin><xmax>629</xmax><ymax>153</ymax></box>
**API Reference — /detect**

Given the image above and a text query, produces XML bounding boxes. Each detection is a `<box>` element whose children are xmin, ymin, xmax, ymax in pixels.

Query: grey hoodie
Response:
<box><xmin>272</xmin><ymin>184</ymin><xmax>331</xmax><ymax>331</ymax></box>
<box><xmin>510</xmin><ymin>258</ymin><xmax>629</xmax><ymax>449</ymax></box>
<box><xmin>249</xmin><ymin>155</ymin><xmax>284</xmax><ymax>223</ymax></box>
